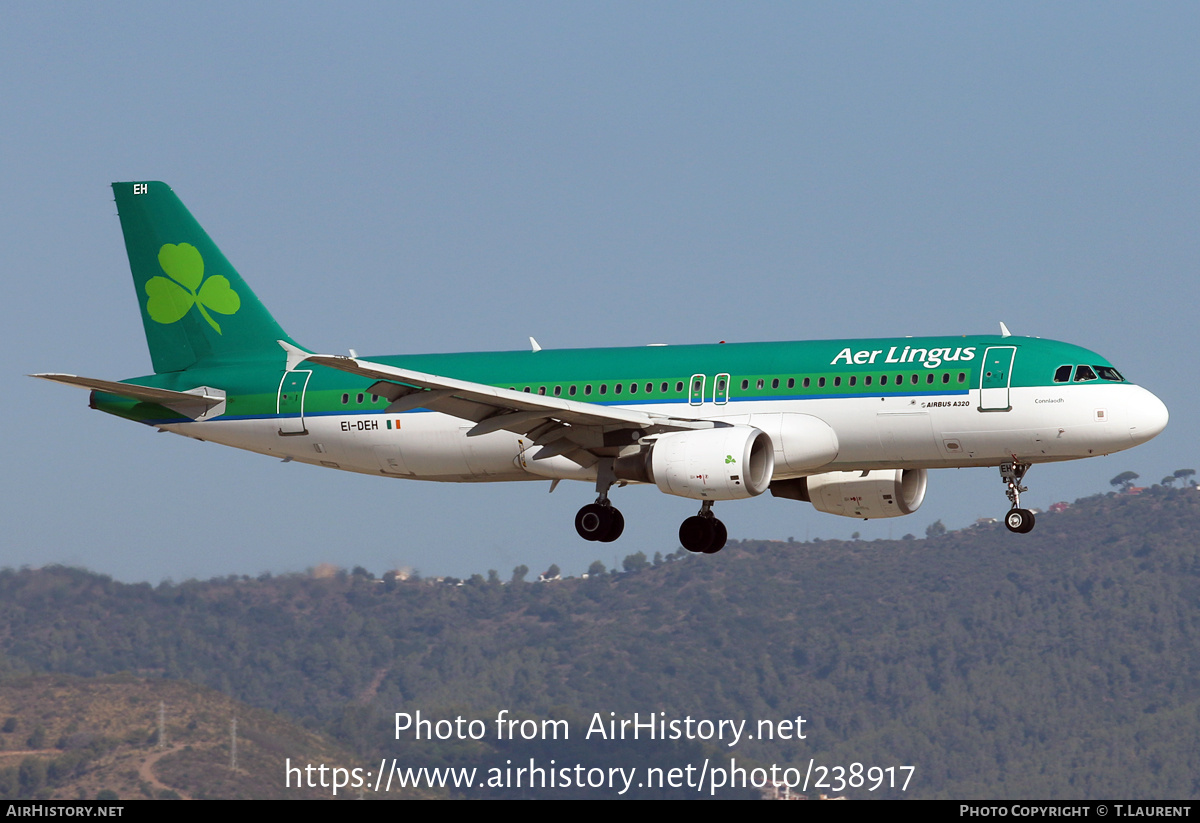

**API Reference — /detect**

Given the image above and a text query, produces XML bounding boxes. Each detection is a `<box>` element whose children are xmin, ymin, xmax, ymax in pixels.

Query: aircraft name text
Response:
<box><xmin>831</xmin><ymin>346</ymin><xmax>977</xmax><ymax>369</ymax></box>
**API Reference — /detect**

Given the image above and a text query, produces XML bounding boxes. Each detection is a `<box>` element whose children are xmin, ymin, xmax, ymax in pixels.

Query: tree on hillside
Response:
<box><xmin>511</xmin><ymin>565</ymin><xmax>529</xmax><ymax>584</ymax></box>
<box><xmin>1174</xmin><ymin>469</ymin><xmax>1196</xmax><ymax>487</ymax></box>
<box><xmin>622</xmin><ymin>552</ymin><xmax>649</xmax><ymax>573</ymax></box>
<box><xmin>1110</xmin><ymin>471</ymin><xmax>1139</xmax><ymax>491</ymax></box>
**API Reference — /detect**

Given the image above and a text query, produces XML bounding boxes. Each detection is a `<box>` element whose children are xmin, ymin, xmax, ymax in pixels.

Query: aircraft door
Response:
<box><xmin>277</xmin><ymin>369</ymin><xmax>311</xmax><ymax>435</ymax></box>
<box><xmin>979</xmin><ymin>347</ymin><xmax>1016</xmax><ymax>412</ymax></box>
<box><xmin>714</xmin><ymin>373</ymin><xmax>730</xmax><ymax>405</ymax></box>
<box><xmin>689</xmin><ymin>374</ymin><xmax>706</xmax><ymax>406</ymax></box>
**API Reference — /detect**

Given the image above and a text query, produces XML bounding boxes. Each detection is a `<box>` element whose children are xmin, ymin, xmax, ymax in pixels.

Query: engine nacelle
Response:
<box><xmin>771</xmin><ymin>469</ymin><xmax>927</xmax><ymax>519</ymax></box>
<box><xmin>640</xmin><ymin>426</ymin><xmax>775</xmax><ymax>500</ymax></box>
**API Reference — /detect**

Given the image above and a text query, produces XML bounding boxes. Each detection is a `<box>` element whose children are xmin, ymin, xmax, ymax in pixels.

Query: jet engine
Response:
<box><xmin>615</xmin><ymin>426</ymin><xmax>775</xmax><ymax>500</ymax></box>
<box><xmin>770</xmin><ymin>469</ymin><xmax>928</xmax><ymax>519</ymax></box>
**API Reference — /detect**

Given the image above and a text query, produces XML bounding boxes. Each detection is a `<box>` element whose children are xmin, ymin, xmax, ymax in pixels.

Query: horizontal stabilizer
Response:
<box><xmin>32</xmin><ymin>373</ymin><xmax>226</xmax><ymax>420</ymax></box>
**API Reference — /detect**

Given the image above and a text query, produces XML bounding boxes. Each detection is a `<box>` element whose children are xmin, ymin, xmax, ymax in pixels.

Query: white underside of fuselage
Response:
<box><xmin>160</xmin><ymin>382</ymin><xmax>1158</xmax><ymax>485</ymax></box>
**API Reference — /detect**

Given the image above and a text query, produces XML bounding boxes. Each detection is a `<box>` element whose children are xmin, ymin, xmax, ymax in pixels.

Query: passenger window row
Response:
<box><xmin>502</xmin><ymin>371</ymin><xmax>969</xmax><ymax>399</ymax></box>
<box><xmin>510</xmin><ymin>381</ymin><xmax>687</xmax><ymax>397</ymax></box>
<box><xmin>333</xmin><ymin>368</ymin><xmax>980</xmax><ymax>408</ymax></box>
<box><xmin>740</xmin><ymin>372</ymin><xmax>968</xmax><ymax>390</ymax></box>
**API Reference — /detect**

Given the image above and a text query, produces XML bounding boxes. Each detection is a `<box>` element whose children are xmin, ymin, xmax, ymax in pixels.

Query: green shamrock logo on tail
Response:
<box><xmin>146</xmin><ymin>243</ymin><xmax>240</xmax><ymax>334</ymax></box>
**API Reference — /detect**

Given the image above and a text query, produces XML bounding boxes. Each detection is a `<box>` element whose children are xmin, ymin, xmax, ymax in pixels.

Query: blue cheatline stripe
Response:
<box><xmin>139</xmin><ymin>388</ymin><xmax>973</xmax><ymax>426</ymax></box>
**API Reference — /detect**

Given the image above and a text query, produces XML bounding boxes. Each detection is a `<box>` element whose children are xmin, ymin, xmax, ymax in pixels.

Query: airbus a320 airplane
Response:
<box><xmin>36</xmin><ymin>183</ymin><xmax>1168</xmax><ymax>553</ymax></box>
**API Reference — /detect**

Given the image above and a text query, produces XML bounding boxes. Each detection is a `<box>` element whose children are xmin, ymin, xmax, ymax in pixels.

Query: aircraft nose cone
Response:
<box><xmin>1129</xmin><ymin>386</ymin><xmax>1168</xmax><ymax>445</ymax></box>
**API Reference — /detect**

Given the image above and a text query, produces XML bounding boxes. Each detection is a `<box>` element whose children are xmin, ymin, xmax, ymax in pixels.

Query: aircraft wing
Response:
<box><xmin>280</xmin><ymin>342</ymin><xmax>715</xmax><ymax>466</ymax></box>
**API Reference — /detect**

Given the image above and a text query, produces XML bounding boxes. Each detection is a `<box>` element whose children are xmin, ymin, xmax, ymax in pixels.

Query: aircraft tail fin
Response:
<box><xmin>112</xmin><ymin>182</ymin><xmax>297</xmax><ymax>374</ymax></box>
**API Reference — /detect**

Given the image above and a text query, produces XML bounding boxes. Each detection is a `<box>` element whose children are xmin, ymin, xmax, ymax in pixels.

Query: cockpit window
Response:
<box><xmin>1054</xmin><ymin>365</ymin><xmax>1072</xmax><ymax>383</ymax></box>
<box><xmin>1094</xmin><ymin>365</ymin><xmax>1124</xmax><ymax>382</ymax></box>
<box><xmin>1073</xmin><ymin>365</ymin><xmax>1097</xmax><ymax>382</ymax></box>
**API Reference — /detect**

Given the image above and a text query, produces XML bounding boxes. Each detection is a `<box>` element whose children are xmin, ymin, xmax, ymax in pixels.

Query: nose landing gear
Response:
<box><xmin>1000</xmin><ymin>461</ymin><xmax>1036</xmax><ymax>533</ymax></box>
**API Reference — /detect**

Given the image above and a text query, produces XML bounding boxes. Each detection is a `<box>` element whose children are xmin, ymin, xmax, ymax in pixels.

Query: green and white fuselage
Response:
<box><xmin>91</xmin><ymin>335</ymin><xmax>1162</xmax><ymax>478</ymax></box>
<box><xmin>36</xmin><ymin>183</ymin><xmax>1168</xmax><ymax>550</ymax></box>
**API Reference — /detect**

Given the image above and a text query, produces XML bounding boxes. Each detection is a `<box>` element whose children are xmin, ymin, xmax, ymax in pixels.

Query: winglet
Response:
<box><xmin>999</xmin><ymin>322</ymin><xmax>1012</xmax><ymax>338</ymax></box>
<box><xmin>279</xmin><ymin>340</ymin><xmax>313</xmax><ymax>372</ymax></box>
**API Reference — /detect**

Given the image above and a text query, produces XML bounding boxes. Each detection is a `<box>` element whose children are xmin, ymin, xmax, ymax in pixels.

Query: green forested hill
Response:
<box><xmin>2</xmin><ymin>486</ymin><xmax>1199</xmax><ymax>798</ymax></box>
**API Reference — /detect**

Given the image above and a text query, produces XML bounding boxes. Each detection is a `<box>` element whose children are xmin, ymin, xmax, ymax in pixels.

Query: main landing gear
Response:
<box><xmin>575</xmin><ymin>459</ymin><xmax>624</xmax><ymax>543</ymax></box>
<box><xmin>575</xmin><ymin>501</ymin><xmax>624</xmax><ymax>543</ymax></box>
<box><xmin>1000</xmin><ymin>461</ymin><xmax>1036</xmax><ymax>534</ymax></box>
<box><xmin>679</xmin><ymin>501</ymin><xmax>728</xmax><ymax>554</ymax></box>
<box><xmin>571</xmin><ymin>459</ymin><xmax>729</xmax><ymax>552</ymax></box>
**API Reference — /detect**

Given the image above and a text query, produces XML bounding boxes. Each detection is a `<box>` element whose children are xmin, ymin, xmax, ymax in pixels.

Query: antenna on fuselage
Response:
<box><xmin>529</xmin><ymin>337</ymin><xmax>543</xmax><ymax>352</ymax></box>
<box><xmin>999</xmin><ymin>322</ymin><xmax>1012</xmax><ymax>338</ymax></box>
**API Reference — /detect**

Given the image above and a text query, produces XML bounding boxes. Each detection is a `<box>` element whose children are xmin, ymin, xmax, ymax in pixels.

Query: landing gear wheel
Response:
<box><xmin>1005</xmin><ymin>508</ymin><xmax>1035</xmax><ymax>534</ymax></box>
<box><xmin>679</xmin><ymin>516</ymin><xmax>713</xmax><ymax>552</ymax></box>
<box><xmin>706</xmin><ymin>519</ymin><xmax>728</xmax><ymax>554</ymax></box>
<box><xmin>575</xmin><ymin>504</ymin><xmax>624</xmax><ymax>542</ymax></box>
<box><xmin>575</xmin><ymin>504</ymin><xmax>610</xmax><ymax>541</ymax></box>
<box><xmin>679</xmin><ymin>516</ymin><xmax>728</xmax><ymax>553</ymax></box>
<box><xmin>598</xmin><ymin>508</ymin><xmax>624</xmax><ymax>543</ymax></box>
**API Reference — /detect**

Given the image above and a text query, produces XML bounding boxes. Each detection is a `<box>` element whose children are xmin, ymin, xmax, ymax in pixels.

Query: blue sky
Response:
<box><xmin>3</xmin><ymin>3</ymin><xmax>1196</xmax><ymax>583</ymax></box>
